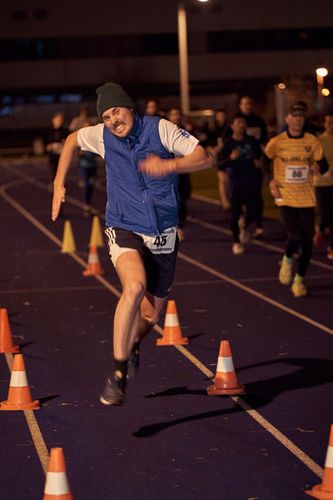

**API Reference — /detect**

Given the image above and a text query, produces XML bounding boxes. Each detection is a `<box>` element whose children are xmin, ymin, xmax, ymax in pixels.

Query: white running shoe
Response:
<box><xmin>291</xmin><ymin>280</ymin><xmax>307</xmax><ymax>298</ymax></box>
<box><xmin>278</xmin><ymin>257</ymin><xmax>293</xmax><ymax>285</ymax></box>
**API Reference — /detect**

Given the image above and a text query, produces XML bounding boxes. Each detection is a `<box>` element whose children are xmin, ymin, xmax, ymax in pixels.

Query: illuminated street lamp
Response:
<box><xmin>274</xmin><ymin>82</ymin><xmax>288</xmax><ymax>130</ymax></box>
<box><xmin>316</xmin><ymin>67</ymin><xmax>328</xmax><ymax>112</ymax></box>
<box><xmin>178</xmin><ymin>0</ymin><xmax>209</xmax><ymax>115</ymax></box>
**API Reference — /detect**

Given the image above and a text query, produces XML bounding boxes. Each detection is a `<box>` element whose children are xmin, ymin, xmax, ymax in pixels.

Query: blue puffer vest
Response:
<box><xmin>103</xmin><ymin>113</ymin><xmax>179</xmax><ymax>235</ymax></box>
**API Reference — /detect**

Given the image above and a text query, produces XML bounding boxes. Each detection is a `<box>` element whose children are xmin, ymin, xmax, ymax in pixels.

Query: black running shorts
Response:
<box><xmin>105</xmin><ymin>227</ymin><xmax>179</xmax><ymax>298</ymax></box>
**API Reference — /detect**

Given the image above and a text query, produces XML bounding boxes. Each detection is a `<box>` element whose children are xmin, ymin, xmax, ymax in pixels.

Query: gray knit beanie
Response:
<box><xmin>96</xmin><ymin>82</ymin><xmax>135</xmax><ymax>118</ymax></box>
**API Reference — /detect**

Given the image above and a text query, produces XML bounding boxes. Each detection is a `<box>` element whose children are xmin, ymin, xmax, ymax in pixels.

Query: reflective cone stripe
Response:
<box><xmin>323</xmin><ymin>427</ymin><xmax>333</xmax><ymax>482</ymax></box>
<box><xmin>306</xmin><ymin>425</ymin><xmax>333</xmax><ymax>499</ymax></box>
<box><xmin>44</xmin><ymin>473</ymin><xmax>71</xmax><ymax>496</ymax></box>
<box><xmin>83</xmin><ymin>246</ymin><xmax>104</xmax><ymax>276</ymax></box>
<box><xmin>43</xmin><ymin>448</ymin><xmax>73</xmax><ymax>499</ymax></box>
<box><xmin>164</xmin><ymin>313</ymin><xmax>179</xmax><ymax>327</ymax></box>
<box><xmin>1</xmin><ymin>354</ymin><xmax>39</xmax><ymax>410</ymax></box>
<box><xmin>217</xmin><ymin>355</ymin><xmax>235</xmax><ymax>373</ymax></box>
<box><xmin>0</xmin><ymin>308</ymin><xmax>19</xmax><ymax>353</ymax></box>
<box><xmin>215</xmin><ymin>344</ymin><xmax>239</xmax><ymax>388</ymax></box>
<box><xmin>207</xmin><ymin>340</ymin><xmax>245</xmax><ymax>396</ymax></box>
<box><xmin>156</xmin><ymin>300</ymin><xmax>188</xmax><ymax>346</ymax></box>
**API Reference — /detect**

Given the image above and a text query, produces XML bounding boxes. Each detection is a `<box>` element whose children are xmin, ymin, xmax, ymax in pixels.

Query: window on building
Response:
<box><xmin>13</xmin><ymin>10</ymin><xmax>28</xmax><ymax>21</ymax></box>
<box><xmin>33</xmin><ymin>9</ymin><xmax>48</xmax><ymax>20</ymax></box>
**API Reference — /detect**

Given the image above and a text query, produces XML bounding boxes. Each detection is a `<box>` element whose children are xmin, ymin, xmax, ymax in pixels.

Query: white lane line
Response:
<box><xmin>173</xmin><ymin>274</ymin><xmax>333</xmax><ymax>287</ymax></box>
<box><xmin>4</xmin><ymin>353</ymin><xmax>49</xmax><ymax>473</ymax></box>
<box><xmin>157</xmin><ymin>339</ymin><xmax>324</xmax><ymax>479</ymax></box>
<box><xmin>178</xmin><ymin>252</ymin><xmax>333</xmax><ymax>335</ymax></box>
<box><xmin>7</xmin><ymin>160</ymin><xmax>332</xmax><ymax>273</ymax></box>
<box><xmin>190</xmin><ymin>196</ymin><xmax>333</xmax><ymax>272</ymax></box>
<box><xmin>1</xmin><ymin>163</ymin><xmax>99</xmax><ymax>215</ymax></box>
<box><xmin>4</xmin><ymin>172</ymin><xmax>332</xmax><ymax>335</ymax></box>
<box><xmin>0</xmin><ymin>178</ymin><xmax>325</xmax><ymax>479</ymax></box>
<box><xmin>233</xmin><ymin>396</ymin><xmax>323</xmax><ymax>478</ymax></box>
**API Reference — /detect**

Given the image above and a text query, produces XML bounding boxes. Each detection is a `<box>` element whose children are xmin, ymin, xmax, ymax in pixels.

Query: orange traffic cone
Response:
<box><xmin>0</xmin><ymin>354</ymin><xmax>39</xmax><ymax>410</ymax></box>
<box><xmin>83</xmin><ymin>245</ymin><xmax>104</xmax><ymax>276</ymax></box>
<box><xmin>43</xmin><ymin>447</ymin><xmax>73</xmax><ymax>500</ymax></box>
<box><xmin>156</xmin><ymin>300</ymin><xmax>188</xmax><ymax>346</ymax></box>
<box><xmin>0</xmin><ymin>308</ymin><xmax>19</xmax><ymax>353</ymax></box>
<box><xmin>306</xmin><ymin>425</ymin><xmax>333</xmax><ymax>499</ymax></box>
<box><xmin>207</xmin><ymin>340</ymin><xmax>245</xmax><ymax>396</ymax></box>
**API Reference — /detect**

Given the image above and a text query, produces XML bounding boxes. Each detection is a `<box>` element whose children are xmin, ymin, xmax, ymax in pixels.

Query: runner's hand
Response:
<box><xmin>52</xmin><ymin>184</ymin><xmax>66</xmax><ymax>221</ymax></box>
<box><xmin>139</xmin><ymin>155</ymin><xmax>176</xmax><ymax>177</ymax></box>
<box><xmin>221</xmin><ymin>199</ymin><xmax>231</xmax><ymax>211</ymax></box>
<box><xmin>230</xmin><ymin>149</ymin><xmax>241</xmax><ymax>160</ymax></box>
<box><xmin>269</xmin><ymin>179</ymin><xmax>282</xmax><ymax>198</ymax></box>
<box><xmin>310</xmin><ymin>162</ymin><xmax>320</xmax><ymax>175</ymax></box>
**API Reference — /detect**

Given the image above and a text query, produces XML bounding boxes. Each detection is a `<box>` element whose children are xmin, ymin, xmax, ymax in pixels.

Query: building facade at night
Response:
<box><xmin>1</xmin><ymin>0</ymin><xmax>333</xmax><ymax>141</ymax></box>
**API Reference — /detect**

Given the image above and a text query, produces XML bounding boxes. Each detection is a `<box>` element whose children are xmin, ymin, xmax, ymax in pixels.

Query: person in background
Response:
<box><xmin>314</xmin><ymin>111</ymin><xmax>333</xmax><ymax>259</ymax></box>
<box><xmin>167</xmin><ymin>106</ymin><xmax>192</xmax><ymax>241</ymax></box>
<box><xmin>238</xmin><ymin>96</ymin><xmax>267</xmax><ymax>237</ymax></box>
<box><xmin>207</xmin><ymin>108</ymin><xmax>232</xmax><ymax>207</ymax></box>
<box><xmin>69</xmin><ymin>105</ymin><xmax>90</xmax><ymax>132</ymax></box>
<box><xmin>209</xmin><ymin>108</ymin><xmax>232</xmax><ymax>151</ymax></box>
<box><xmin>265</xmin><ymin>104</ymin><xmax>328</xmax><ymax>297</ymax></box>
<box><xmin>144</xmin><ymin>98</ymin><xmax>162</xmax><ymax>117</ymax></box>
<box><xmin>77</xmin><ymin>119</ymin><xmax>98</xmax><ymax>217</ymax></box>
<box><xmin>46</xmin><ymin>112</ymin><xmax>68</xmax><ymax>180</ymax></box>
<box><xmin>286</xmin><ymin>101</ymin><xmax>321</xmax><ymax>135</ymax></box>
<box><xmin>218</xmin><ymin>113</ymin><xmax>264</xmax><ymax>255</ymax></box>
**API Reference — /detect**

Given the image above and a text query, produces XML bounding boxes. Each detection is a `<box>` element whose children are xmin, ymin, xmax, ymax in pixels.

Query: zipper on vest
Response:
<box><xmin>143</xmin><ymin>189</ymin><xmax>160</xmax><ymax>234</ymax></box>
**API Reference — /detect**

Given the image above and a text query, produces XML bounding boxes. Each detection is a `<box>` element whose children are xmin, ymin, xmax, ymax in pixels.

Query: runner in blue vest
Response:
<box><xmin>52</xmin><ymin>82</ymin><xmax>212</xmax><ymax>405</ymax></box>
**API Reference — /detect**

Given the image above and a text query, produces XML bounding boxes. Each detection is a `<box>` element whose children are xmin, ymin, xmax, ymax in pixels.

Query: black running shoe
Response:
<box><xmin>100</xmin><ymin>375</ymin><xmax>126</xmax><ymax>406</ymax></box>
<box><xmin>127</xmin><ymin>347</ymin><xmax>140</xmax><ymax>379</ymax></box>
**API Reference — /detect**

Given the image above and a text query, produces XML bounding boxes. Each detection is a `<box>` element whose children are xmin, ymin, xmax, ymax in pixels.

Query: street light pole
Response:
<box><xmin>178</xmin><ymin>1</ymin><xmax>190</xmax><ymax>115</ymax></box>
<box><xmin>316</xmin><ymin>67</ymin><xmax>328</xmax><ymax>114</ymax></box>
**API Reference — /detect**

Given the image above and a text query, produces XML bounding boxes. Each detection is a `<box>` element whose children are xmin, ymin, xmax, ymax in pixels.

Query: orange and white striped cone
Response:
<box><xmin>156</xmin><ymin>300</ymin><xmax>188</xmax><ymax>346</ymax></box>
<box><xmin>207</xmin><ymin>340</ymin><xmax>245</xmax><ymax>396</ymax></box>
<box><xmin>0</xmin><ymin>354</ymin><xmax>39</xmax><ymax>410</ymax></box>
<box><xmin>83</xmin><ymin>245</ymin><xmax>104</xmax><ymax>276</ymax></box>
<box><xmin>306</xmin><ymin>425</ymin><xmax>333</xmax><ymax>499</ymax></box>
<box><xmin>43</xmin><ymin>447</ymin><xmax>73</xmax><ymax>500</ymax></box>
<box><xmin>0</xmin><ymin>308</ymin><xmax>19</xmax><ymax>353</ymax></box>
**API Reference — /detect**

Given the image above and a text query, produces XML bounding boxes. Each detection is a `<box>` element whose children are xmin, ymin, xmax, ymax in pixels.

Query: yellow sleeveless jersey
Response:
<box><xmin>265</xmin><ymin>131</ymin><xmax>323</xmax><ymax>207</ymax></box>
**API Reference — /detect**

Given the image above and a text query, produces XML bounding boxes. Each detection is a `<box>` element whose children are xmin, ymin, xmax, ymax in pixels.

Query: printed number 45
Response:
<box><xmin>154</xmin><ymin>235</ymin><xmax>167</xmax><ymax>247</ymax></box>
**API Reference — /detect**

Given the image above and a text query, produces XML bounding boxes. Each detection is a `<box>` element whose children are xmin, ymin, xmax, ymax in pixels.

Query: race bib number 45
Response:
<box><xmin>142</xmin><ymin>228</ymin><xmax>177</xmax><ymax>254</ymax></box>
<box><xmin>285</xmin><ymin>165</ymin><xmax>309</xmax><ymax>183</ymax></box>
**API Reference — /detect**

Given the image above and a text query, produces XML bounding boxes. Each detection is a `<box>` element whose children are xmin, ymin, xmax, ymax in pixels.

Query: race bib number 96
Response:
<box><xmin>285</xmin><ymin>165</ymin><xmax>309</xmax><ymax>183</ymax></box>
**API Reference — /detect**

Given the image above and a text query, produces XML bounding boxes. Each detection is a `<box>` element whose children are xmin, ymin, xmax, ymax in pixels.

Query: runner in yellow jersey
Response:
<box><xmin>265</xmin><ymin>104</ymin><xmax>328</xmax><ymax>297</ymax></box>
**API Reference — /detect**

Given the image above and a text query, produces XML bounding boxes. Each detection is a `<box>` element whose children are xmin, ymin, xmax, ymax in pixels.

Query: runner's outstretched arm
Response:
<box><xmin>51</xmin><ymin>131</ymin><xmax>79</xmax><ymax>221</ymax></box>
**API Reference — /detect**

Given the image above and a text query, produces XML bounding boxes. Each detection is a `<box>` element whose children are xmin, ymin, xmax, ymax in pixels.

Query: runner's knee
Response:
<box><xmin>122</xmin><ymin>281</ymin><xmax>146</xmax><ymax>305</ymax></box>
<box><xmin>141</xmin><ymin>309</ymin><xmax>160</xmax><ymax>327</ymax></box>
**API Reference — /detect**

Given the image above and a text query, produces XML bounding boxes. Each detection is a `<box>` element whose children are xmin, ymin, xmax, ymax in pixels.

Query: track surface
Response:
<box><xmin>0</xmin><ymin>158</ymin><xmax>332</xmax><ymax>500</ymax></box>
